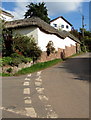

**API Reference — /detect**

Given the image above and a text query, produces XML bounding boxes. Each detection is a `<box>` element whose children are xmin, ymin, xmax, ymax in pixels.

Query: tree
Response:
<box><xmin>70</xmin><ymin>28</ymin><xmax>91</xmax><ymax>52</ymax></box>
<box><xmin>24</xmin><ymin>2</ymin><xmax>50</xmax><ymax>24</ymax></box>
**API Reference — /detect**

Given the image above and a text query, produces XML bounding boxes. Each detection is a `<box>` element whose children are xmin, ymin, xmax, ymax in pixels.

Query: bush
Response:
<box><xmin>10</xmin><ymin>57</ymin><xmax>22</xmax><ymax>66</ymax></box>
<box><xmin>2</xmin><ymin>57</ymin><xmax>12</xmax><ymax>66</ymax></box>
<box><xmin>7</xmin><ymin>68</ymin><xmax>13</xmax><ymax>73</ymax></box>
<box><xmin>46</xmin><ymin>41</ymin><xmax>55</xmax><ymax>56</ymax></box>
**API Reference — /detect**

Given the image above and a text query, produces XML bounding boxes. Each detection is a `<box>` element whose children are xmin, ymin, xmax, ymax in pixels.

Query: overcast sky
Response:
<box><xmin>1</xmin><ymin>0</ymin><xmax>90</xmax><ymax>31</ymax></box>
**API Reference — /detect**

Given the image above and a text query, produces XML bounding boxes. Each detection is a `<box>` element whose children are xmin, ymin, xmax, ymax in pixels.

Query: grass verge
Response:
<box><xmin>1</xmin><ymin>51</ymin><xmax>85</xmax><ymax>77</ymax></box>
<box><xmin>14</xmin><ymin>59</ymin><xmax>63</xmax><ymax>76</ymax></box>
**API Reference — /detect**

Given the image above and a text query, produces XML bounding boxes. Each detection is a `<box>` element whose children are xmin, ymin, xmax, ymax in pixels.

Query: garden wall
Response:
<box><xmin>39</xmin><ymin>44</ymin><xmax>78</xmax><ymax>62</ymax></box>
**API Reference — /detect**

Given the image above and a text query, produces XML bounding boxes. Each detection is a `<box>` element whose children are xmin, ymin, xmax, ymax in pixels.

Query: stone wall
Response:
<box><xmin>2</xmin><ymin>61</ymin><xmax>33</xmax><ymax>74</ymax></box>
<box><xmin>39</xmin><ymin>45</ymin><xmax>78</xmax><ymax>62</ymax></box>
<box><xmin>64</xmin><ymin>45</ymin><xmax>76</xmax><ymax>57</ymax></box>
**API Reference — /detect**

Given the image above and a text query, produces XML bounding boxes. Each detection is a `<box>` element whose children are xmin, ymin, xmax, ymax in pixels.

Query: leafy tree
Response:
<box><xmin>46</xmin><ymin>41</ymin><xmax>55</xmax><ymax>56</ymax></box>
<box><xmin>24</xmin><ymin>2</ymin><xmax>50</xmax><ymax>24</ymax></box>
<box><xmin>12</xmin><ymin>34</ymin><xmax>42</xmax><ymax>63</ymax></box>
<box><xmin>70</xmin><ymin>28</ymin><xmax>91</xmax><ymax>52</ymax></box>
<box><xmin>0</xmin><ymin>19</ymin><xmax>13</xmax><ymax>56</ymax></box>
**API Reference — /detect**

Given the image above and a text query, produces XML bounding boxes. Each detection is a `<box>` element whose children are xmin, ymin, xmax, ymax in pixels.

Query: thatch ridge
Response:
<box><xmin>5</xmin><ymin>17</ymin><xmax>80</xmax><ymax>43</ymax></box>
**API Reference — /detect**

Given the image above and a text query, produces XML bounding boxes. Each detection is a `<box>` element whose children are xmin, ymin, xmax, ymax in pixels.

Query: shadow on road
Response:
<box><xmin>58</xmin><ymin>56</ymin><xmax>91</xmax><ymax>82</ymax></box>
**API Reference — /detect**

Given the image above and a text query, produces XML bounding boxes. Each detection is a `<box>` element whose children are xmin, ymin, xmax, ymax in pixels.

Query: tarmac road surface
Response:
<box><xmin>1</xmin><ymin>52</ymin><xmax>90</xmax><ymax>118</ymax></box>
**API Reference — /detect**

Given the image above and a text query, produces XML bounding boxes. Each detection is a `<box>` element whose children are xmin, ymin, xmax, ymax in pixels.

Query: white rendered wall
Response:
<box><xmin>50</xmin><ymin>17</ymin><xmax>72</xmax><ymax>31</ymax></box>
<box><xmin>13</xmin><ymin>27</ymin><xmax>76</xmax><ymax>52</ymax></box>
<box><xmin>37</xmin><ymin>28</ymin><xmax>65</xmax><ymax>51</ymax></box>
<box><xmin>0</xmin><ymin>14</ymin><xmax>13</xmax><ymax>21</ymax></box>
<box><xmin>38</xmin><ymin>28</ymin><xmax>76</xmax><ymax>51</ymax></box>
<box><xmin>64</xmin><ymin>37</ymin><xmax>76</xmax><ymax>47</ymax></box>
<box><xmin>13</xmin><ymin>27</ymin><xmax>38</xmax><ymax>43</ymax></box>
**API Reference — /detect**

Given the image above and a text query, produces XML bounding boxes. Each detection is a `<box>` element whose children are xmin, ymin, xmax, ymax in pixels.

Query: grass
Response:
<box><xmin>0</xmin><ymin>73</ymin><xmax>11</xmax><ymax>77</ymax></box>
<box><xmin>14</xmin><ymin>59</ymin><xmax>63</xmax><ymax>76</ymax></box>
<box><xmin>1</xmin><ymin>51</ymin><xmax>85</xmax><ymax>76</ymax></box>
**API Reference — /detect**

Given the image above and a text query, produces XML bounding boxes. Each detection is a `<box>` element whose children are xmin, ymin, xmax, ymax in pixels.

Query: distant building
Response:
<box><xmin>0</xmin><ymin>9</ymin><xmax>14</xmax><ymax>21</ymax></box>
<box><xmin>50</xmin><ymin>16</ymin><xmax>72</xmax><ymax>31</ymax></box>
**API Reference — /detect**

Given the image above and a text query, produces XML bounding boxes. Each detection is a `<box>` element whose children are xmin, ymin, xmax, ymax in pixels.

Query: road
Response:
<box><xmin>1</xmin><ymin>52</ymin><xmax>90</xmax><ymax>118</ymax></box>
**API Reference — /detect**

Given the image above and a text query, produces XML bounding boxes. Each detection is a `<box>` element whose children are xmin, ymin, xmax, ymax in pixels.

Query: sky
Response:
<box><xmin>1</xmin><ymin>0</ymin><xmax>90</xmax><ymax>31</ymax></box>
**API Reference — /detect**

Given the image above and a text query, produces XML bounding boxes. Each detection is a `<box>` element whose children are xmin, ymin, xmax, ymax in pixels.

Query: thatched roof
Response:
<box><xmin>0</xmin><ymin>9</ymin><xmax>14</xmax><ymax>18</ymax></box>
<box><xmin>5</xmin><ymin>17</ymin><xmax>80</xmax><ymax>43</ymax></box>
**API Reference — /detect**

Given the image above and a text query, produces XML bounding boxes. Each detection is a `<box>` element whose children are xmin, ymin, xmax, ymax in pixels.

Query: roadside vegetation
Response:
<box><xmin>14</xmin><ymin>59</ymin><xmax>63</xmax><ymax>76</ymax></box>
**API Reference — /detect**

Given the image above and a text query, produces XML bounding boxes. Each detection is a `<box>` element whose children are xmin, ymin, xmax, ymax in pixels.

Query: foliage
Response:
<box><xmin>12</xmin><ymin>34</ymin><xmax>42</xmax><ymax>63</ymax></box>
<box><xmin>1</xmin><ymin>19</ymin><xmax>13</xmax><ymax>56</ymax></box>
<box><xmin>12</xmin><ymin>34</ymin><xmax>31</xmax><ymax>56</ymax></box>
<box><xmin>28</xmin><ymin>40</ymin><xmax>42</xmax><ymax>63</ymax></box>
<box><xmin>70</xmin><ymin>28</ymin><xmax>91</xmax><ymax>52</ymax></box>
<box><xmin>15</xmin><ymin>59</ymin><xmax>62</xmax><ymax>75</ymax></box>
<box><xmin>1</xmin><ymin>53</ymin><xmax>32</xmax><ymax>67</ymax></box>
<box><xmin>46</xmin><ymin>41</ymin><xmax>55</xmax><ymax>56</ymax></box>
<box><xmin>24</xmin><ymin>2</ymin><xmax>50</xmax><ymax>23</ymax></box>
<box><xmin>6</xmin><ymin>68</ymin><xmax>13</xmax><ymax>73</ymax></box>
<box><xmin>2</xmin><ymin>57</ymin><xmax>12</xmax><ymax>66</ymax></box>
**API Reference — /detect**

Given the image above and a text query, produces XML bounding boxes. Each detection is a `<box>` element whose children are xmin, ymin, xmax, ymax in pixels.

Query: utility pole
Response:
<box><xmin>82</xmin><ymin>15</ymin><xmax>84</xmax><ymax>38</ymax></box>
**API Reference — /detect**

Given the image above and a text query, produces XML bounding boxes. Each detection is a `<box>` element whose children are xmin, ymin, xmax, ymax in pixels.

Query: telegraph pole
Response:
<box><xmin>82</xmin><ymin>15</ymin><xmax>84</xmax><ymax>38</ymax></box>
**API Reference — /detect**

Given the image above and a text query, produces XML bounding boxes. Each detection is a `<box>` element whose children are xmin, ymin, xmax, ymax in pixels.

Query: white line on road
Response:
<box><xmin>37</xmin><ymin>71</ymin><xmax>42</xmax><ymax>76</ymax></box>
<box><xmin>38</xmin><ymin>95</ymin><xmax>48</xmax><ymax>101</ymax></box>
<box><xmin>24</xmin><ymin>97</ymin><xmax>32</xmax><ymax>104</ymax></box>
<box><xmin>23</xmin><ymin>88</ymin><xmax>30</xmax><ymax>95</ymax></box>
<box><xmin>0</xmin><ymin>106</ymin><xmax>27</xmax><ymax>117</ymax></box>
<box><xmin>35</xmin><ymin>78</ymin><xmax>42</xmax><ymax>82</ymax></box>
<box><xmin>23</xmin><ymin>82</ymin><xmax>29</xmax><ymax>86</ymax></box>
<box><xmin>25</xmin><ymin>99</ymin><xmax>32</xmax><ymax>104</ymax></box>
<box><xmin>36</xmin><ymin>87</ymin><xmax>44</xmax><ymax>94</ymax></box>
<box><xmin>35</xmin><ymin>81</ymin><xmax>42</xmax><ymax>87</ymax></box>
<box><xmin>27</xmin><ymin>74</ymin><xmax>31</xmax><ymax>77</ymax></box>
<box><xmin>25</xmin><ymin>107</ymin><xmax>37</xmax><ymax>117</ymax></box>
<box><xmin>25</xmin><ymin>78</ymin><xmax>30</xmax><ymax>81</ymax></box>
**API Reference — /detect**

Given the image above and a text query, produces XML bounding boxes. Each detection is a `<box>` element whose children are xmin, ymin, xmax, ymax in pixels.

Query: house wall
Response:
<box><xmin>37</xmin><ymin>28</ymin><xmax>65</xmax><ymax>51</ymax></box>
<box><xmin>12</xmin><ymin>26</ymin><xmax>79</xmax><ymax>62</ymax></box>
<box><xmin>13</xmin><ymin>26</ymin><xmax>38</xmax><ymax>43</ymax></box>
<box><xmin>50</xmin><ymin>18</ymin><xmax>72</xmax><ymax>31</ymax></box>
<box><xmin>0</xmin><ymin>14</ymin><xmax>13</xmax><ymax>21</ymax></box>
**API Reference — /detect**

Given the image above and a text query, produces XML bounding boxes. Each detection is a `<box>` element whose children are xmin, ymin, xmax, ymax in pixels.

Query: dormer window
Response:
<box><xmin>53</xmin><ymin>24</ymin><xmax>57</xmax><ymax>27</ymax></box>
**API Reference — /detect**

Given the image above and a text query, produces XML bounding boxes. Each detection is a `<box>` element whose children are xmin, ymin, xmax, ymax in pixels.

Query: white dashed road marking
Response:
<box><xmin>36</xmin><ymin>87</ymin><xmax>44</xmax><ymax>94</ymax></box>
<box><xmin>23</xmin><ymin>82</ymin><xmax>29</xmax><ymax>86</ymax></box>
<box><xmin>37</xmin><ymin>71</ymin><xmax>42</xmax><ymax>76</ymax></box>
<box><xmin>38</xmin><ymin>95</ymin><xmax>48</xmax><ymax>101</ymax></box>
<box><xmin>35</xmin><ymin>78</ymin><xmax>42</xmax><ymax>82</ymax></box>
<box><xmin>25</xmin><ymin>107</ymin><xmax>37</xmax><ymax>117</ymax></box>
<box><xmin>35</xmin><ymin>81</ymin><xmax>42</xmax><ymax>87</ymax></box>
<box><xmin>25</xmin><ymin>78</ymin><xmax>30</xmax><ymax>81</ymax></box>
<box><xmin>0</xmin><ymin>106</ymin><xmax>27</xmax><ymax>117</ymax></box>
<box><xmin>23</xmin><ymin>88</ymin><xmax>30</xmax><ymax>95</ymax></box>
<box><xmin>25</xmin><ymin>99</ymin><xmax>32</xmax><ymax>104</ymax></box>
<box><xmin>27</xmin><ymin>74</ymin><xmax>31</xmax><ymax>77</ymax></box>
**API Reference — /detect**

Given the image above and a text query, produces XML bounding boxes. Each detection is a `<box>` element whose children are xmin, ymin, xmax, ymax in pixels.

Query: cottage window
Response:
<box><xmin>61</xmin><ymin>25</ymin><xmax>64</xmax><ymax>28</ymax></box>
<box><xmin>66</xmin><ymin>25</ymin><xmax>69</xmax><ymax>29</ymax></box>
<box><xmin>53</xmin><ymin>24</ymin><xmax>57</xmax><ymax>27</ymax></box>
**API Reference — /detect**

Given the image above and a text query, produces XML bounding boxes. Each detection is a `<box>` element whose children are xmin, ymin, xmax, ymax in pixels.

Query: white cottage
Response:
<box><xmin>50</xmin><ymin>16</ymin><xmax>72</xmax><ymax>31</ymax></box>
<box><xmin>5</xmin><ymin>17</ymin><xmax>80</xmax><ymax>61</ymax></box>
<box><xmin>0</xmin><ymin>9</ymin><xmax>14</xmax><ymax>21</ymax></box>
